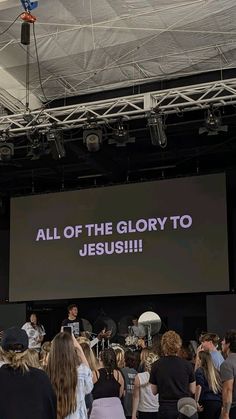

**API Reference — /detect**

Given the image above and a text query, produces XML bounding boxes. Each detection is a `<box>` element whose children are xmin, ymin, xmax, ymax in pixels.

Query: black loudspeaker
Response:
<box><xmin>21</xmin><ymin>22</ymin><xmax>30</xmax><ymax>45</ymax></box>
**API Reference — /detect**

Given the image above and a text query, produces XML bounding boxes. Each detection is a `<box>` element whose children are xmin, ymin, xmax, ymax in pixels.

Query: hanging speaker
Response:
<box><xmin>21</xmin><ymin>21</ymin><xmax>31</xmax><ymax>45</ymax></box>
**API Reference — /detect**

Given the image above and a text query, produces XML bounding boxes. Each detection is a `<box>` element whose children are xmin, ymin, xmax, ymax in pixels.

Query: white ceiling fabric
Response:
<box><xmin>0</xmin><ymin>0</ymin><xmax>235</xmax><ymax>109</ymax></box>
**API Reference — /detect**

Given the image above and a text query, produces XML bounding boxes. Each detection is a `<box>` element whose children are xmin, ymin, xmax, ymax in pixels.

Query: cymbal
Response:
<box><xmin>81</xmin><ymin>318</ymin><xmax>92</xmax><ymax>333</ymax></box>
<box><xmin>118</xmin><ymin>315</ymin><xmax>133</xmax><ymax>335</ymax></box>
<box><xmin>93</xmin><ymin>316</ymin><xmax>117</xmax><ymax>339</ymax></box>
<box><xmin>138</xmin><ymin>311</ymin><xmax>161</xmax><ymax>335</ymax></box>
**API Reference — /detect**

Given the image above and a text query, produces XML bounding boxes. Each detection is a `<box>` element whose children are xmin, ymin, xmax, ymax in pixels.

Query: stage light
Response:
<box><xmin>0</xmin><ymin>132</ymin><xmax>14</xmax><ymax>161</ymax></box>
<box><xmin>199</xmin><ymin>108</ymin><xmax>228</xmax><ymax>136</ymax></box>
<box><xmin>83</xmin><ymin>128</ymin><xmax>103</xmax><ymax>152</ymax></box>
<box><xmin>147</xmin><ymin>112</ymin><xmax>167</xmax><ymax>148</ymax></box>
<box><xmin>46</xmin><ymin>128</ymin><xmax>65</xmax><ymax>159</ymax></box>
<box><xmin>109</xmin><ymin>118</ymin><xmax>135</xmax><ymax>147</ymax></box>
<box><xmin>27</xmin><ymin>128</ymin><xmax>44</xmax><ymax>160</ymax></box>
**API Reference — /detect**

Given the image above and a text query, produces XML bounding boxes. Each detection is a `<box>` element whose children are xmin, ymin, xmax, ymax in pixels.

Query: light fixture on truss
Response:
<box><xmin>108</xmin><ymin>118</ymin><xmax>135</xmax><ymax>147</ymax></box>
<box><xmin>0</xmin><ymin>131</ymin><xmax>14</xmax><ymax>161</ymax></box>
<box><xmin>147</xmin><ymin>111</ymin><xmax>167</xmax><ymax>148</ymax></box>
<box><xmin>46</xmin><ymin>126</ymin><xmax>66</xmax><ymax>160</ymax></box>
<box><xmin>83</xmin><ymin>116</ymin><xmax>103</xmax><ymax>152</ymax></box>
<box><xmin>199</xmin><ymin>107</ymin><xmax>228</xmax><ymax>136</ymax></box>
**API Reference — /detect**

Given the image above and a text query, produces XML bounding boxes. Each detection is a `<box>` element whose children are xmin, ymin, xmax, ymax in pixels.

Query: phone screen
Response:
<box><xmin>62</xmin><ymin>326</ymin><xmax>72</xmax><ymax>335</ymax></box>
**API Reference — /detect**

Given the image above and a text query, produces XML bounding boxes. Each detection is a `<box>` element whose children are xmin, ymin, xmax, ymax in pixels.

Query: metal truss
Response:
<box><xmin>1</xmin><ymin>78</ymin><xmax>236</xmax><ymax>137</ymax></box>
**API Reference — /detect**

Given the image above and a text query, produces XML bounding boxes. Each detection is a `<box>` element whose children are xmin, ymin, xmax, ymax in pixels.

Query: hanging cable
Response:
<box><xmin>25</xmin><ymin>44</ymin><xmax>30</xmax><ymax>111</ymax></box>
<box><xmin>32</xmin><ymin>22</ymin><xmax>49</xmax><ymax>103</ymax></box>
<box><xmin>0</xmin><ymin>14</ymin><xmax>22</xmax><ymax>37</ymax></box>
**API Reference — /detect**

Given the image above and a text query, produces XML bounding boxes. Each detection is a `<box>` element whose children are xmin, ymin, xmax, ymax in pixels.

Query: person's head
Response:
<box><xmin>161</xmin><ymin>330</ymin><xmax>182</xmax><ymax>356</ymax></box>
<box><xmin>132</xmin><ymin>316</ymin><xmax>138</xmax><ymax>326</ymax></box>
<box><xmin>67</xmin><ymin>304</ymin><xmax>78</xmax><ymax>319</ymax></box>
<box><xmin>1</xmin><ymin>327</ymin><xmax>29</xmax><ymax>371</ymax></box>
<box><xmin>46</xmin><ymin>332</ymin><xmax>79</xmax><ymax>418</ymax></box>
<box><xmin>114</xmin><ymin>346</ymin><xmax>125</xmax><ymax>369</ymax></box>
<box><xmin>200</xmin><ymin>333</ymin><xmax>220</xmax><ymax>351</ymax></box>
<box><xmin>30</xmin><ymin>313</ymin><xmax>37</xmax><ymax>325</ymax></box>
<box><xmin>198</xmin><ymin>350</ymin><xmax>221</xmax><ymax>393</ymax></box>
<box><xmin>80</xmin><ymin>341</ymin><xmax>98</xmax><ymax>371</ymax></box>
<box><xmin>124</xmin><ymin>349</ymin><xmax>140</xmax><ymax>370</ymax></box>
<box><xmin>222</xmin><ymin>330</ymin><xmax>236</xmax><ymax>355</ymax></box>
<box><xmin>99</xmin><ymin>348</ymin><xmax>117</xmax><ymax>374</ymax></box>
<box><xmin>40</xmin><ymin>341</ymin><xmax>51</xmax><ymax>368</ymax></box>
<box><xmin>179</xmin><ymin>341</ymin><xmax>195</xmax><ymax>362</ymax></box>
<box><xmin>143</xmin><ymin>351</ymin><xmax>159</xmax><ymax>373</ymax></box>
<box><xmin>140</xmin><ymin>348</ymin><xmax>150</xmax><ymax>364</ymax></box>
<box><xmin>25</xmin><ymin>348</ymin><xmax>40</xmax><ymax>368</ymax></box>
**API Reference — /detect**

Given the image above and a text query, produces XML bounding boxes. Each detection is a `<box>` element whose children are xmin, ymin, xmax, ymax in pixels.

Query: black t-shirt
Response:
<box><xmin>149</xmin><ymin>356</ymin><xmax>195</xmax><ymax>403</ymax></box>
<box><xmin>0</xmin><ymin>364</ymin><xmax>56</xmax><ymax>419</ymax></box>
<box><xmin>61</xmin><ymin>317</ymin><xmax>84</xmax><ymax>335</ymax></box>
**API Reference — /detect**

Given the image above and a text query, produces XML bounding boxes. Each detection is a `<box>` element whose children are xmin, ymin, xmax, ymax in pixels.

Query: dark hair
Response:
<box><xmin>67</xmin><ymin>304</ymin><xmax>78</xmax><ymax>313</ymax></box>
<box><xmin>224</xmin><ymin>330</ymin><xmax>236</xmax><ymax>353</ymax></box>
<box><xmin>124</xmin><ymin>350</ymin><xmax>139</xmax><ymax>370</ymax></box>
<box><xmin>100</xmin><ymin>348</ymin><xmax>117</xmax><ymax>376</ymax></box>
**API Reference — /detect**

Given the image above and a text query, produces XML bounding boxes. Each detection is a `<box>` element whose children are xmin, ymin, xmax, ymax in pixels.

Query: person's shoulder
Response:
<box><xmin>177</xmin><ymin>357</ymin><xmax>194</xmax><ymax>370</ymax></box>
<box><xmin>22</xmin><ymin>322</ymin><xmax>30</xmax><ymax>328</ymax></box>
<box><xmin>195</xmin><ymin>366</ymin><xmax>204</xmax><ymax>376</ymax></box>
<box><xmin>61</xmin><ymin>318</ymin><xmax>69</xmax><ymax>326</ymax></box>
<box><xmin>211</xmin><ymin>350</ymin><xmax>224</xmax><ymax>360</ymax></box>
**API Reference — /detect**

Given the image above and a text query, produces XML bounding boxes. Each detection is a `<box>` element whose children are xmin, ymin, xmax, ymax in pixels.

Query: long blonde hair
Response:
<box><xmin>46</xmin><ymin>333</ymin><xmax>79</xmax><ymax>419</ymax></box>
<box><xmin>199</xmin><ymin>351</ymin><xmax>222</xmax><ymax>394</ymax></box>
<box><xmin>25</xmin><ymin>349</ymin><xmax>41</xmax><ymax>369</ymax></box>
<box><xmin>80</xmin><ymin>341</ymin><xmax>98</xmax><ymax>371</ymax></box>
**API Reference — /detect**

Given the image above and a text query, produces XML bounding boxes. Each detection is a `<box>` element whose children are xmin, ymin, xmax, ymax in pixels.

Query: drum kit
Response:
<box><xmin>84</xmin><ymin>311</ymin><xmax>161</xmax><ymax>352</ymax></box>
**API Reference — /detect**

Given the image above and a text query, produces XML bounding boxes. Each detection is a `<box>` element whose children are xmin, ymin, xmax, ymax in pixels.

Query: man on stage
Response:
<box><xmin>61</xmin><ymin>304</ymin><xmax>84</xmax><ymax>337</ymax></box>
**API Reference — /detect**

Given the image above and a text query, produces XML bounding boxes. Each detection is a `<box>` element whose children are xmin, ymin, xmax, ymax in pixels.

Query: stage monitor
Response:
<box><xmin>9</xmin><ymin>173</ymin><xmax>229</xmax><ymax>301</ymax></box>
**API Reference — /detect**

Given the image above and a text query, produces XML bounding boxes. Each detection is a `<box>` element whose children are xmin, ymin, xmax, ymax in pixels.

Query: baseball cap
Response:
<box><xmin>1</xmin><ymin>327</ymin><xmax>28</xmax><ymax>352</ymax></box>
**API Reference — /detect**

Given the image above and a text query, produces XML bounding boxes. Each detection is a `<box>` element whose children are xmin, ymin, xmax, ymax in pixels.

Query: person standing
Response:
<box><xmin>220</xmin><ymin>330</ymin><xmax>236</xmax><ymax>419</ymax></box>
<box><xmin>150</xmin><ymin>330</ymin><xmax>195</xmax><ymax>419</ymax></box>
<box><xmin>22</xmin><ymin>313</ymin><xmax>45</xmax><ymax>351</ymax></box>
<box><xmin>61</xmin><ymin>304</ymin><xmax>85</xmax><ymax>337</ymax></box>
<box><xmin>47</xmin><ymin>332</ymin><xmax>93</xmax><ymax>419</ymax></box>
<box><xmin>195</xmin><ymin>351</ymin><xmax>221</xmax><ymax>418</ymax></box>
<box><xmin>0</xmin><ymin>326</ymin><xmax>56</xmax><ymax>419</ymax></box>
<box><xmin>196</xmin><ymin>333</ymin><xmax>224</xmax><ymax>371</ymax></box>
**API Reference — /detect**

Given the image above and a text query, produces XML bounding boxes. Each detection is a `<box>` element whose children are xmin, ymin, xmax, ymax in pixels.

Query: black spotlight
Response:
<box><xmin>0</xmin><ymin>131</ymin><xmax>14</xmax><ymax>161</ymax></box>
<box><xmin>109</xmin><ymin>118</ymin><xmax>135</xmax><ymax>147</ymax></box>
<box><xmin>199</xmin><ymin>107</ymin><xmax>228</xmax><ymax>136</ymax></box>
<box><xmin>83</xmin><ymin>127</ymin><xmax>103</xmax><ymax>152</ymax></box>
<box><xmin>147</xmin><ymin>112</ymin><xmax>167</xmax><ymax>148</ymax></box>
<box><xmin>47</xmin><ymin>128</ymin><xmax>66</xmax><ymax>159</ymax></box>
<box><xmin>0</xmin><ymin>142</ymin><xmax>14</xmax><ymax>161</ymax></box>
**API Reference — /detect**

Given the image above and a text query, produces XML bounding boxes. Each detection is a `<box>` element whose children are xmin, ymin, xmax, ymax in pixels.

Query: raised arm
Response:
<box><xmin>132</xmin><ymin>375</ymin><xmax>140</xmax><ymax>419</ymax></box>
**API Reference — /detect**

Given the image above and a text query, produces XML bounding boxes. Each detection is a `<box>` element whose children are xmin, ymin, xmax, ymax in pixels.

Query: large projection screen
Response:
<box><xmin>10</xmin><ymin>173</ymin><xmax>229</xmax><ymax>301</ymax></box>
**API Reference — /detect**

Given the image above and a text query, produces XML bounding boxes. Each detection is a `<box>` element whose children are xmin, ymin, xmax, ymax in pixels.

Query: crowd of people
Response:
<box><xmin>0</xmin><ymin>306</ymin><xmax>236</xmax><ymax>419</ymax></box>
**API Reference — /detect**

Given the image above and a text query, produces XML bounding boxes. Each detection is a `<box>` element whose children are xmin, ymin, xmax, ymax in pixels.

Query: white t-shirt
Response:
<box><xmin>22</xmin><ymin>322</ymin><xmax>45</xmax><ymax>349</ymax></box>
<box><xmin>66</xmin><ymin>364</ymin><xmax>93</xmax><ymax>419</ymax></box>
<box><xmin>138</xmin><ymin>371</ymin><xmax>159</xmax><ymax>412</ymax></box>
